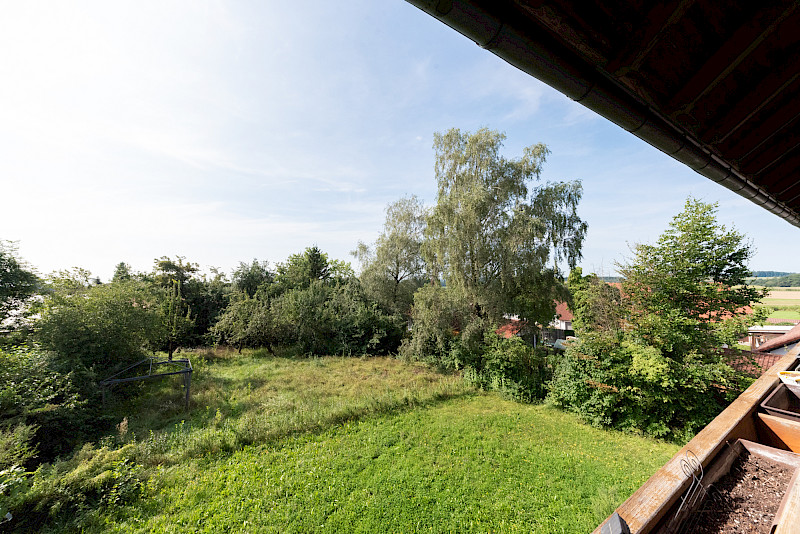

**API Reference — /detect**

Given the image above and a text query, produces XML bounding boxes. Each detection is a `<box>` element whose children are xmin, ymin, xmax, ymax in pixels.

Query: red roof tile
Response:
<box><xmin>496</xmin><ymin>320</ymin><xmax>525</xmax><ymax>339</ymax></box>
<box><xmin>555</xmin><ymin>301</ymin><xmax>573</xmax><ymax>321</ymax></box>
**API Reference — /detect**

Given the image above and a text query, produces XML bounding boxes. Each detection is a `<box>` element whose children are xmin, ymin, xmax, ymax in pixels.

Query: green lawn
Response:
<box><xmin>26</xmin><ymin>350</ymin><xmax>679</xmax><ymax>533</ymax></box>
<box><xmin>100</xmin><ymin>395</ymin><xmax>676</xmax><ymax>533</ymax></box>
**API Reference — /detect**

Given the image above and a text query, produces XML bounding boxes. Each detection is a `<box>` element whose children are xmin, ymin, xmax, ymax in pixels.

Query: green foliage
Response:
<box><xmin>111</xmin><ymin>262</ymin><xmax>133</xmax><ymax>283</ymax></box>
<box><xmin>0</xmin><ymin>346</ymin><xmax>80</xmax><ymax>427</ymax></box>
<box><xmin>466</xmin><ymin>333</ymin><xmax>551</xmax><ymax>402</ymax></box>
<box><xmin>754</xmin><ymin>273</ymin><xmax>800</xmax><ymax>286</ymax></box>
<box><xmin>151</xmin><ymin>257</ymin><xmax>231</xmax><ymax>347</ymax></box>
<box><xmin>277</xmin><ymin>279</ymin><xmax>403</xmax><ymax>356</ymax></box>
<box><xmin>400</xmin><ymin>285</ymin><xmax>483</xmax><ymax>370</ymax></box>
<box><xmin>7</xmin><ymin>444</ymin><xmax>144</xmax><ymax>532</ymax></box>
<box><xmin>402</xmin><ymin>129</ymin><xmax>584</xmax><ymax>400</ymax></box>
<box><xmin>0</xmin><ymin>241</ymin><xmax>38</xmax><ymax>326</ymax></box>
<box><xmin>231</xmin><ymin>259</ymin><xmax>273</xmax><ymax>298</ymax></box>
<box><xmin>36</xmin><ymin>278</ymin><xmax>163</xmax><ymax>388</ymax></box>
<box><xmin>548</xmin><ymin>335</ymin><xmax>746</xmax><ymax>440</ymax></box>
<box><xmin>159</xmin><ymin>280</ymin><xmax>194</xmax><ymax>359</ymax></box>
<box><xmin>567</xmin><ymin>267</ymin><xmax>624</xmax><ymax>340</ymax></box>
<box><xmin>0</xmin><ymin>425</ymin><xmax>38</xmax><ymax>471</ymax></box>
<box><xmin>215</xmin><ymin>248</ymin><xmax>399</xmax><ymax>356</ymax></box>
<box><xmin>551</xmin><ymin>199</ymin><xmax>765</xmax><ymax>440</ymax></box>
<box><xmin>276</xmin><ymin>246</ymin><xmax>353</xmax><ymax>291</ymax></box>
<box><xmin>422</xmin><ymin>128</ymin><xmax>584</xmax><ymax>326</ymax></box>
<box><xmin>211</xmin><ymin>294</ymin><xmax>282</xmax><ymax>353</ymax></box>
<box><xmin>354</xmin><ymin>195</ymin><xmax>428</xmax><ymax>316</ymax></box>
<box><xmin>620</xmin><ymin>198</ymin><xmax>767</xmax><ymax>356</ymax></box>
<box><xmin>752</xmin><ymin>271</ymin><xmax>793</xmax><ymax>278</ymax></box>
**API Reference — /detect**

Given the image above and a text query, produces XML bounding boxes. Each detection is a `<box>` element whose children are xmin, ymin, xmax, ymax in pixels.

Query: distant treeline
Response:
<box><xmin>752</xmin><ymin>270</ymin><xmax>794</xmax><ymax>278</ymax></box>
<box><xmin>750</xmin><ymin>273</ymin><xmax>800</xmax><ymax>287</ymax></box>
<box><xmin>598</xmin><ymin>276</ymin><xmax>621</xmax><ymax>283</ymax></box>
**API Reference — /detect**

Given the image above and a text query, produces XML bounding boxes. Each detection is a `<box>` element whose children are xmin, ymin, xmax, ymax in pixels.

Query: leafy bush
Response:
<box><xmin>0</xmin><ymin>346</ymin><xmax>84</xmax><ymax>462</ymax></box>
<box><xmin>214</xmin><ymin>279</ymin><xmax>403</xmax><ymax>357</ymax></box>
<box><xmin>6</xmin><ymin>444</ymin><xmax>144</xmax><ymax>532</ymax></box>
<box><xmin>36</xmin><ymin>279</ymin><xmax>163</xmax><ymax>393</ymax></box>
<box><xmin>0</xmin><ymin>425</ymin><xmax>38</xmax><ymax>471</ymax></box>
<box><xmin>466</xmin><ymin>333</ymin><xmax>551</xmax><ymax>402</ymax></box>
<box><xmin>277</xmin><ymin>280</ymin><xmax>403</xmax><ymax>356</ymax></box>
<box><xmin>399</xmin><ymin>285</ymin><xmax>482</xmax><ymax>370</ymax></box>
<box><xmin>547</xmin><ymin>335</ymin><xmax>747</xmax><ymax>440</ymax></box>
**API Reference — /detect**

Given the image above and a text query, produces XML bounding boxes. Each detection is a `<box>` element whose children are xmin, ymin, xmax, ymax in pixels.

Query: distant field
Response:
<box><xmin>769</xmin><ymin>310</ymin><xmax>800</xmax><ymax>320</ymax></box>
<box><xmin>762</xmin><ymin>298</ymin><xmax>800</xmax><ymax>307</ymax></box>
<box><xmin>767</xmin><ymin>290</ymin><xmax>800</xmax><ymax>299</ymax></box>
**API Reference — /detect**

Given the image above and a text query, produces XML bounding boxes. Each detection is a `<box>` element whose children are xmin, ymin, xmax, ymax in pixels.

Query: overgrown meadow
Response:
<box><xmin>8</xmin><ymin>349</ymin><xmax>677</xmax><ymax>533</ymax></box>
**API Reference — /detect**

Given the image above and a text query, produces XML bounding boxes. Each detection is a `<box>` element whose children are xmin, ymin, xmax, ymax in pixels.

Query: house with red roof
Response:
<box><xmin>496</xmin><ymin>301</ymin><xmax>574</xmax><ymax>345</ymax></box>
<box><xmin>754</xmin><ymin>322</ymin><xmax>800</xmax><ymax>355</ymax></box>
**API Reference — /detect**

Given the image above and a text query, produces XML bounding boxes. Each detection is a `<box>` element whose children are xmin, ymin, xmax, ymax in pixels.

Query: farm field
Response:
<box><xmin>31</xmin><ymin>350</ymin><xmax>679</xmax><ymax>533</ymax></box>
<box><xmin>756</xmin><ymin>289</ymin><xmax>800</xmax><ymax>321</ymax></box>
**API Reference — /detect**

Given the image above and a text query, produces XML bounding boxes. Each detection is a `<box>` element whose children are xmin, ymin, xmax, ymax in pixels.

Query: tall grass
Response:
<box><xmin>114</xmin><ymin>349</ymin><xmax>472</xmax><ymax>466</ymax></box>
<box><xmin>7</xmin><ymin>349</ymin><xmax>678</xmax><ymax>533</ymax></box>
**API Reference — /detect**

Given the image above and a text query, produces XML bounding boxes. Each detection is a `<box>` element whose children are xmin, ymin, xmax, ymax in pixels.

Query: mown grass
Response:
<box><xmin>20</xmin><ymin>349</ymin><xmax>678</xmax><ymax>533</ymax></box>
<box><xmin>97</xmin><ymin>394</ymin><xmax>677</xmax><ymax>533</ymax></box>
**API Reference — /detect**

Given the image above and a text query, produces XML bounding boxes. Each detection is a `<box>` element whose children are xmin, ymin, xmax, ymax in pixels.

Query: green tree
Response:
<box><xmin>353</xmin><ymin>195</ymin><xmax>427</xmax><ymax>316</ymax></box>
<box><xmin>111</xmin><ymin>262</ymin><xmax>133</xmax><ymax>282</ymax></box>
<box><xmin>550</xmin><ymin>199</ymin><xmax>767</xmax><ymax>440</ymax></box>
<box><xmin>151</xmin><ymin>257</ymin><xmax>230</xmax><ymax>346</ymax></box>
<box><xmin>422</xmin><ymin>128</ymin><xmax>585</xmax><ymax>327</ymax></box>
<box><xmin>35</xmin><ymin>277</ymin><xmax>163</xmax><ymax>394</ymax></box>
<box><xmin>0</xmin><ymin>241</ymin><xmax>38</xmax><ymax>325</ymax></box>
<box><xmin>232</xmin><ymin>259</ymin><xmax>273</xmax><ymax>298</ymax></box>
<box><xmin>276</xmin><ymin>246</ymin><xmax>353</xmax><ymax>291</ymax></box>
<box><xmin>619</xmin><ymin>197</ymin><xmax>767</xmax><ymax>355</ymax></box>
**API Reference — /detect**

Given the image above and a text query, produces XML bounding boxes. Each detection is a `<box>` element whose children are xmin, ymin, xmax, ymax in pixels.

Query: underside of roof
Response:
<box><xmin>406</xmin><ymin>0</ymin><xmax>800</xmax><ymax>227</ymax></box>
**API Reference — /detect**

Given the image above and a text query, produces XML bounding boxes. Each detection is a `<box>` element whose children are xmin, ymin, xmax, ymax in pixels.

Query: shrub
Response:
<box><xmin>35</xmin><ymin>280</ymin><xmax>163</xmax><ymax>395</ymax></box>
<box><xmin>547</xmin><ymin>335</ymin><xmax>746</xmax><ymax>440</ymax></box>
<box><xmin>467</xmin><ymin>333</ymin><xmax>551</xmax><ymax>402</ymax></box>
<box><xmin>399</xmin><ymin>285</ymin><xmax>481</xmax><ymax>369</ymax></box>
<box><xmin>0</xmin><ymin>346</ymin><xmax>84</xmax><ymax>462</ymax></box>
<box><xmin>6</xmin><ymin>444</ymin><xmax>144</xmax><ymax>532</ymax></box>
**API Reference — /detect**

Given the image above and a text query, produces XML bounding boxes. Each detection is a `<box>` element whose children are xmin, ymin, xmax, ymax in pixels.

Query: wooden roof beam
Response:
<box><xmin>606</xmin><ymin>0</ymin><xmax>697</xmax><ymax>76</ymax></box>
<box><xmin>668</xmin><ymin>4</ymin><xmax>796</xmax><ymax>116</ymax></box>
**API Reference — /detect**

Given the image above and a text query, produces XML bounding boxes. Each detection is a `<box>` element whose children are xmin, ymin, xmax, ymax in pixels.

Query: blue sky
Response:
<box><xmin>1</xmin><ymin>1</ymin><xmax>797</xmax><ymax>281</ymax></box>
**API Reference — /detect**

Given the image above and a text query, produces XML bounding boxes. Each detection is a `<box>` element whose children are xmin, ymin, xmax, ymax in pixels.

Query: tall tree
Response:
<box><xmin>422</xmin><ymin>128</ymin><xmax>585</xmax><ymax>325</ymax></box>
<box><xmin>0</xmin><ymin>241</ymin><xmax>38</xmax><ymax>325</ymax></box>
<box><xmin>619</xmin><ymin>197</ymin><xmax>767</xmax><ymax>355</ymax></box>
<box><xmin>111</xmin><ymin>262</ymin><xmax>133</xmax><ymax>282</ymax></box>
<box><xmin>354</xmin><ymin>195</ymin><xmax>427</xmax><ymax>315</ymax></box>
<box><xmin>550</xmin><ymin>198</ymin><xmax>768</xmax><ymax>439</ymax></box>
<box><xmin>276</xmin><ymin>246</ymin><xmax>353</xmax><ymax>290</ymax></box>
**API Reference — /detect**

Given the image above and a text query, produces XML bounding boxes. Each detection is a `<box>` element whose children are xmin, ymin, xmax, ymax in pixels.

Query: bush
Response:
<box><xmin>6</xmin><ymin>444</ymin><xmax>144</xmax><ymax>532</ymax></box>
<box><xmin>36</xmin><ymin>280</ymin><xmax>163</xmax><ymax>394</ymax></box>
<box><xmin>0</xmin><ymin>346</ymin><xmax>85</xmax><ymax>462</ymax></box>
<box><xmin>466</xmin><ymin>333</ymin><xmax>551</xmax><ymax>402</ymax></box>
<box><xmin>215</xmin><ymin>279</ymin><xmax>404</xmax><ymax>357</ymax></box>
<box><xmin>547</xmin><ymin>335</ymin><xmax>746</xmax><ymax>440</ymax></box>
<box><xmin>399</xmin><ymin>285</ymin><xmax>482</xmax><ymax>370</ymax></box>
